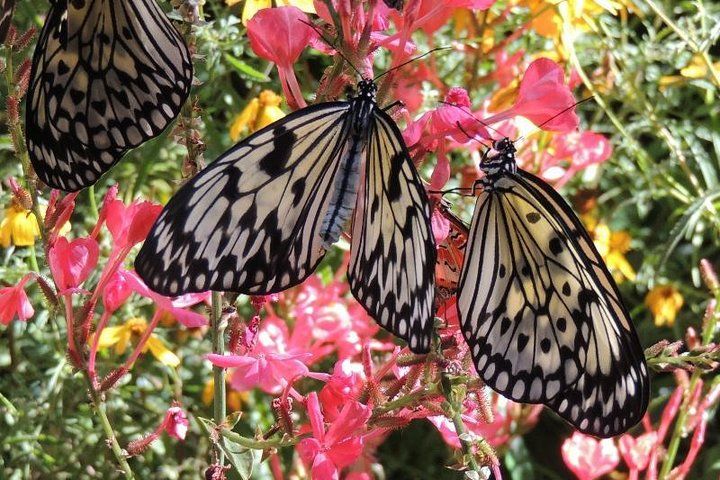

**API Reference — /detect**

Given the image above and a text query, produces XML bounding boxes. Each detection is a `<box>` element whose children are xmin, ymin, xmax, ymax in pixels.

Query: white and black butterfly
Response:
<box><xmin>0</xmin><ymin>0</ymin><xmax>15</xmax><ymax>43</ymax></box>
<box><xmin>25</xmin><ymin>0</ymin><xmax>193</xmax><ymax>192</ymax></box>
<box><xmin>135</xmin><ymin>79</ymin><xmax>436</xmax><ymax>353</ymax></box>
<box><xmin>457</xmin><ymin>137</ymin><xmax>649</xmax><ymax>437</ymax></box>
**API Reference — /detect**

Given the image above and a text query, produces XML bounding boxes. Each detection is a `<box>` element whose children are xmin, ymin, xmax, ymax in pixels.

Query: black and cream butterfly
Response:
<box><xmin>135</xmin><ymin>79</ymin><xmax>436</xmax><ymax>353</ymax></box>
<box><xmin>0</xmin><ymin>0</ymin><xmax>15</xmax><ymax>43</ymax></box>
<box><xmin>26</xmin><ymin>0</ymin><xmax>193</xmax><ymax>192</ymax></box>
<box><xmin>456</xmin><ymin>137</ymin><xmax>649</xmax><ymax>437</ymax></box>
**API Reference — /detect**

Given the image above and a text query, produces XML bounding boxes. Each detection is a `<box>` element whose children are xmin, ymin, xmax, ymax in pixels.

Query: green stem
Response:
<box><xmin>220</xmin><ymin>428</ymin><xmax>306</xmax><ymax>450</ymax></box>
<box><xmin>211</xmin><ymin>291</ymin><xmax>227</xmax><ymax>466</ymax></box>
<box><xmin>370</xmin><ymin>384</ymin><xmax>438</xmax><ymax>418</ymax></box>
<box><xmin>439</xmin><ymin>372</ymin><xmax>481</xmax><ymax>472</ymax></box>
<box><xmin>28</xmin><ymin>244</ymin><xmax>40</xmax><ymax>272</ymax></box>
<box><xmin>88</xmin><ymin>184</ymin><xmax>99</xmax><ymax>221</ymax></box>
<box><xmin>84</xmin><ymin>372</ymin><xmax>136</xmax><ymax>480</ymax></box>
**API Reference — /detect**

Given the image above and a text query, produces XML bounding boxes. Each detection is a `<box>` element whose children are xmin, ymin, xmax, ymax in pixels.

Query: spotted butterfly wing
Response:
<box><xmin>457</xmin><ymin>138</ymin><xmax>648</xmax><ymax>437</ymax></box>
<box><xmin>26</xmin><ymin>0</ymin><xmax>193</xmax><ymax>191</ymax></box>
<box><xmin>0</xmin><ymin>0</ymin><xmax>15</xmax><ymax>43</ymax></box>
<box><xmin>348</xmin><ymin>107</ymin><xmax>436</xmax><ymax>352</ymax></box>
<box><xmin>135</xmin><ymin>81</ymin><xmax>436</xmax><ymax>353</ymax></box>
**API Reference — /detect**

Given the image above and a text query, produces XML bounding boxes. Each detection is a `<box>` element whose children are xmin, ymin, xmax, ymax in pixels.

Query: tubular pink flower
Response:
<box><xmin>485</xmin><ymin>58</ymin><xmax>579</xmax><ymax>132</ymax></box>
<box><xmin>105</xmin><ymin>198</ymin><xmax>162</xmax><ymax>252</ymax></box>
<box><xmin>247</xmin><ymin>7</ymin><xmax>315</xmax><ymax>110</ymax></box>
<box><xmin>0</xmin><ymin>273</ymin><xmax>35</xmax><ymax>325</ymax></box>
<box><xmin>297</xmin><ymin>392</ymin><xmax>371</xmax><ymax>480</ymax></box>
<box><xmin>162</xmin><ymin>405</ymin><xmax>190</xmax><ymax>441</ymax></box>
<box><xmin>561</xmin><ymin>432</ymin><xmax>620</xmax><ymax>480</ymax></box>
<box><xmin>207</xmin><ymin>351</ymin><xmax>310</xmax><ymax>394</ymax></box>
<box><xmin>48</xmin><ymin>236</ymin><xmax>100</xmax><ymax>294</ymax></box>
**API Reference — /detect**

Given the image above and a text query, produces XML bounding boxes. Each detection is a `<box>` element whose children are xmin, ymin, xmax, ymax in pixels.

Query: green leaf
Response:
<box><xmin>196</xmin><ymin>417</ymin><xmax>261</xmax><ymax>480</ymax></box>
<box><xmin>223</xmin><ymin>54</ymin><xmax>270</xmax><ymax>82</ymax></box>
<box><xmin>219</xmin><ymin>435</ymin><xmax>262</xmax><ymax>480</ymax></box>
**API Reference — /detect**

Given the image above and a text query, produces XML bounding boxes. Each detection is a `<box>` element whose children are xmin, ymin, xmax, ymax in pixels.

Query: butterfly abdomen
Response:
<box><xmin>320</xmin><ymin>130</ymin><xmax>364</xmax><ymax>248</ymax></box>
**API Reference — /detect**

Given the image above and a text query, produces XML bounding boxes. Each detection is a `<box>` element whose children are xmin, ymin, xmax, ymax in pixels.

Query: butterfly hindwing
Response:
<box><xmin>135</xmin><ymin>103</ymin><xmax>353</xmax><ymax>296</ymax></box>
<box><xmin>348</xmin><ymin>108</ymin><xmax>436</xmax><ymax>353</ymax></box>
<box><xmin>458</xmin><ymin>166</ymin><xmax>648</xmax><ymax>437</ymax></box>
<box><xmin>26</xmin><ymin>0</ymin><xmax>192</xmax><ymax>191</ymax></box>
<box><xmin>0</xmin><ymin>0</ymin><xmax>15</xmax><ymax>43</ymax></box>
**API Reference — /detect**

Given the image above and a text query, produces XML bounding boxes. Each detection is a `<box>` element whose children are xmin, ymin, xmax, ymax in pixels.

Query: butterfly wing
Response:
<box><xmin>26</xmin><ymin>0</ymin><xmax>192</xmax><ymax>191</ymax></box>
<box><xmin>135</xmin><ymin>103</ymin><xmax>354</xmax><ymax>296</ymax></box>
<box><xmin>457</xmin><ymin>170</ymin><xmax>648</xmax><ymax>437</ymax></box>
<box><xmin>348</xmin><ymin>108</ymin><xmax>436</xmax><ymax>353</ymax></box>
<box><xmin>0</xmin><ymin>0</ymin><xmax>15</xmax><ymax>43</ymax></box>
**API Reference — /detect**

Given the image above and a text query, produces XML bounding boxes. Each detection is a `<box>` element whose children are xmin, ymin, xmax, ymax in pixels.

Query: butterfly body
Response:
<box><xmin>458</xmin><ymin>137</ymin><xmax>648</xmax><ymax>437</ymax></box>
<box><xmin>136</xmin><ymin>79</ymin><xmax>436</xmax><ymax>353</ymax></box>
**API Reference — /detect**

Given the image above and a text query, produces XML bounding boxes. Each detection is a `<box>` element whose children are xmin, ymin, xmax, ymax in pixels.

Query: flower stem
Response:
<box><xmin>84</xmin><ymin>371</ymin><xmax>136</xmax><ymax>480</ymax></box>
<box><xmin>440</xmin><ymin>372</ymin><xmax>482</xmax><ymax>473</ymax></box>
<box><xmin>211</xmin><ymin>291</ymin><xmax>227</xmax><ymax>466</ymax></box>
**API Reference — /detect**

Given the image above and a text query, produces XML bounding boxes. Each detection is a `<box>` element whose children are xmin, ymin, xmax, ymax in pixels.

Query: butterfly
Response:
<box><xmin>135</xmin><ymin>79</ymin><xmax>437</xmax><ymax>353</ymax></box>
<box><xmin>456</xmin><ymin>137</ymin><xmax>649</xmax><ymax>437</ymax></box>
<box><xmin>25</xmin><ymin>0</ymin><xmax>193</xmax><ymax>192</ymax></box>
<box><xmin>0</xmin><ymin>0</ymin><xmax>15</xmax><ymax>43</ymax></box>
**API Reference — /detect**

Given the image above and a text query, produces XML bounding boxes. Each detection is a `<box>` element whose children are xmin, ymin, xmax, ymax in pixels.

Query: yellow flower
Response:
<box><xmin>645</xmin><ymin>285</ymin><xmax>683</xmax><ymax>327</ymax></box>
<box><xmin>229</xmin><ymin>90</ymin><xmax>286</xmax><ymax>142</ymax></box>
<box><xmin>202</xmin><ymin>377</ymin><xmax>247</xmax><ymax>412</ymax></box>
<box><xmin>659</xmin><ymin>54</ymin><xmax>720</xmax><ymax>87</ymax></box>
<box><xmin>585</xmin><ymin>218</ymin><xmax>636</xmax><ymax>283</ymax></box>
<box><xmin>0</xmin><ymin>204</ymin><xmax>40</xmax><ymax>248</ymax></box>
<box><xmin>97</xmin><ymin>317</ymin><xmax>180</xmax><ymax>367</ymax></box>
<box><xmin>230</xmin><ymin>0</ymin><xmax>316</xmax><ymax>25</ymax></box>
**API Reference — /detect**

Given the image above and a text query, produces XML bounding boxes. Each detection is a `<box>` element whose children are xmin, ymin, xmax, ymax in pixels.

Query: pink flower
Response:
<box><xmin>297</xmin><ymin>392</ymin><xmax>371</xmax><ymax>480</ymax></box>
<box><xmin>207</xmin><ymin>351</ymin><xmax>310</xmax><ymax>394</ymax></box>
<box><xmin>493</xmin><ymin>48</ymin><xmax>525</xmax><ymax>87</ymax></box>
<box><xmin>123</xmin><ymin>270</ymin><xmax>208</xmax><ymax>328</ymax></box>
<box><xmin>319</xmin><ymin>359</ymin><xmax>366</xmax><ymax>422</ymax></box>
<box><xmin>486</xmin><ymin>58</ymin><xmax>579</xmax><ymax>132</ymax></box>
<box><xmin>48</xmin><ymin>236</ymin><xmax>99</xmax><ymax>294</ymax></box>
<box><xmin>162</xmin><ymin>405</ymin><xmax>189</xmax><ymax>441</ymax></box>
<box><xmin>102</xmin><ymin>268</ymin><xmax>133</xmax><ymax>313</ymax></box>
<box><xmin>541</xmin><ymin>131</ymin><xmax>613</xmax><ymax>186</ymax></box>
<box><xmin>105</xmin><ymin>198</ymin><xmax>162</xmax><ymax>252</ymax></box>
<box><xmin>44</xmin><ymin>190</ymin><xmax>78</xmax><ymax>240</ymax></box>
<box><xmin>0</xmin><ymin>274</ymin><xmax>35</xmax><ymax>325</ymax></box>
<box><xmin>561</xmin><ymin>432</ymin><xmax>620</xmax><ymax>480</ymax></box>
<box><xmin>247</xmin><ymin>7</ymin><xmax>315</xmax><ymax>109</ymax></box>
<box><xmin>619</xmin><ymin>432</ymin><xmax>657</xmax><ymax>473</ymax></box>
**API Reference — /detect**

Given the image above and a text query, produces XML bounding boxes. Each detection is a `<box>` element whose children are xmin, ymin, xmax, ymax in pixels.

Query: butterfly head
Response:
<box><xmin>356</xmin><ymin>79</ymin><xmax>378</xmax><ymax>100</ymax></box>
<box><xmin>479</xmin><ymin>137</ymin><xmax>517</xmax><ymax>187</ymax></box>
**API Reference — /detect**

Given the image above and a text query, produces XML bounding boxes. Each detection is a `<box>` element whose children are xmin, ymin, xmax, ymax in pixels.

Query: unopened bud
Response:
<box><xmin>700</xmin><ymin>259</ymin><xmax>719</xmax><ymax>294</ymax></box>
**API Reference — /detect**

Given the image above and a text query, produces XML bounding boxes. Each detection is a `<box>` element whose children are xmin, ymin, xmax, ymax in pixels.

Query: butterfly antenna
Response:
<box><xmin>438</xmin><ymin>101</ymin><xmax>503</xmax><ymax>146</ymax></box>
<box><xmin>428</xmin><ymin>186</ymin><xmax>474</xmax><ymax>195</ymax></box>
<box><xmin>516</xmin><ymin>95</ymin><xmax>595</xmax><ymax>143</ymax></box>
<box><xmin>373</xmin><ymin>46</ymin><xmax>451</xmax><ymax>81</ymax></box>
<box><xmin>299</xmin><ymin>19</ymin><xmax>363</xmax><ymax>77</ymax></box>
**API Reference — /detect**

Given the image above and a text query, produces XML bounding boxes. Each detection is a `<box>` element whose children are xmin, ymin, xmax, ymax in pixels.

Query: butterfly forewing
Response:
<box><xmin>0</xmin><ymin>0</ymin><xmax>15</xmax><ymax>43</ymax></box>
<box><xmin>26</xmin><ymin>0</ymin><xmax>192</xmax><ymax>191</ymax></box>
<box><xmin>348</xmin><ymin>109</ymin><xmax>436</xmax><ymax>353</ymax></box>
<box><xmin>135</xmin><ymin>103</ymin><xmax>354</xmax><ymax>296</ymax></box>
<box><xmin>458</xmin><ymin>160</ymin><xmax>648</xmax><ymax>437</ymax></box>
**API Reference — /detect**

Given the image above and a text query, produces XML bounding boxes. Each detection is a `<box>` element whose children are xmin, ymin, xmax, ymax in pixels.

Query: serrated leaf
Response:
<box><xmin>223</xmin><ymin>54</ymin><xmax>270</xmax><ymax>81</ymax></box>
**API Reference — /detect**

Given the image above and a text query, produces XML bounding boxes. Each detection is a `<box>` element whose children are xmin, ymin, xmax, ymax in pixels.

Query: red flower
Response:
<box><xmin>105</xmin><ymin>198</ymin><xmax>162</xmax><ymax>252</ymax></box>
<box><xmin>162</xmin><ymin>405</ymin><xmax>189</xmax><ymax>441</ymax></box>
<box><xmin>48</xmin><ymin>236</ymin><xmax>99</xmax><ymax>294</ymax></box>
<box><xmin>297</xmin><ymin>392</ymin><xmax>371</xmax><ymax>480</ymax></box>
<box><xmin>102</xmin><ymin>268</ymin><xmax>134</xmax><ymax>313</ymax></box>
<box><xmin>0</xmin><ymin>274</ymin><xmax>35</xmax><ymax>325</ymax></box>
<box><xmin>561</xmin><ymin>432</ymin><xmax>620</xmax><ymax>480</ymax></box>
<box><xmin>486</xmin><ymin>58</ymin><xmax>579</xmax><ymax>132</ymax></box>
<box><xmin>318</xmin><ymin>359</ymin><xmax>366</xmax><ymax>422</ymax></box>
<box><xmin>247</xmin><ymin>7</ymin><xmax>316</xmax><ymax>109</ymax></box>
<box><xmin>541</xmin><ymin>131</ymin><xmax>613</xmax><ymax>186</ymax></box>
